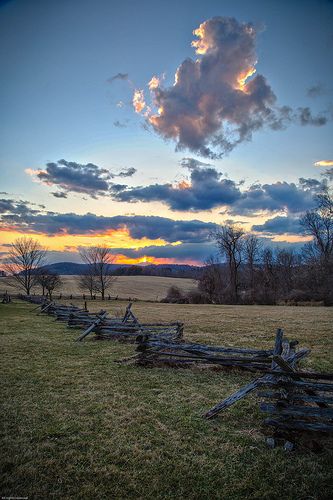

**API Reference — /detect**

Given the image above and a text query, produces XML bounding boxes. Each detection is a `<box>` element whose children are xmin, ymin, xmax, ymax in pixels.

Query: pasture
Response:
<box><xmin>1</xmin><ymin>300</ymin><xmax>333</xmax><ymax>499</ymax></box>
<box><xmin>0</xmin><ymin>274</ymin><xmax>197</xmax><ymax>301</ymax></box>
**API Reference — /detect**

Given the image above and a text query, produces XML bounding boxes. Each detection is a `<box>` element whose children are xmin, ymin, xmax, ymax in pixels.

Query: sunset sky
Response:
<box><xmin>1</xmin><ymin>0</ymin><xmax>333</xmax><ymax>265</ymax></box>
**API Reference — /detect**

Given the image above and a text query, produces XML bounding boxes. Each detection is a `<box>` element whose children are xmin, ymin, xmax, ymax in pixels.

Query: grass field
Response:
<box><xmin>0</xmin><ymin>275</ymin><xmax>197</xmax><ymax>301</ymax></box>
<box><xmin>1</xmin><ymin>301</ymin><xmax>333</xmax><ymax>499</ymax></box>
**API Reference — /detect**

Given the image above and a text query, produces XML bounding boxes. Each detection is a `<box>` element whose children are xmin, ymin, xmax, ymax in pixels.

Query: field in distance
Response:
<box><xmin>0</xmin><ymin>275</ymin><xmax>197</xmax><ymax>301</ymax></box>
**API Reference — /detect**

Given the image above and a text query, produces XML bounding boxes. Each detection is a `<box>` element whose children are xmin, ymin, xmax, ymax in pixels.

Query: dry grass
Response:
<box><xmin>1</xmin><ymin>301</ymin><xmax>333</xmax><ymax>499</ymax></box>
<box><xmin>0</xmin><ymin>275</ymin><xmax>197</xmax><ymax>301</ymax></box>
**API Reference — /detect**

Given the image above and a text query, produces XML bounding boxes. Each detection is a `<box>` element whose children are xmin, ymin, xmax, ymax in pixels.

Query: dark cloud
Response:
<box><xmin>113</xmin><ymin>162</ymin><xmax>241</xmax><ymax>211</ymax></box>
<box><xmin>118</xmin><ymin>167</ymin><xmax>136</xmax><ymax>177</ymax></box>
<box><xmin>180</xmin><ymin>158</ymin><xmax>213</xmax><ymax>169</ymax></box>
<box><xmin>296</xmin><ymin>107</ymin><xmax>327</xmax><ymax>126</ymax></box>
<box><xmin>0</xmin><ymin>200</ymin><xmax>217</xmax><ymax>243</ymax></box>
<box><xmin>229</xmin><ymin>178</ymin><xmax>325</xmax><ymax>216</ymax></box>
<box><xmin>32</xmin><ymin>159</ymin><xmax>113</xmax><ymax>198</ymax></box>
<box><xmin>112</xmin><ymin>160</ymin><xmax>327</xmax><ymax>214</ymax></box>
<box><xmin>107</xmin><ymin>242</ymin><xmax>213</xmax><ymax>262</ymax></box>
<box><xmin>27</xmin><ymin>159</ymin><xmax>137</xmax><ymax>198</ymax></box>
<box><xmin>113</xmin><ymin>120</ymin><xmax>127</xmax><ymax>128</ymax></box>
<box><xmin>252</xmin><ymin>216</ymin><xmax>303</xmax><ymax>235</ymax></box>
<box><xmin>137</xmin><ymin>17</ymin><xmax>329</xmax><ymax>158</ymax></box>
<box><xmin>0</xmin><ymin>198</ymin><xmax>41</xmax><ymax>216</ymax></box>
<box><xmin>107</xmin><ymin>73</ymin><xmax>129</xmax><ymax>83</ymax></box>
<box><xmin>307</xmin><ymin>83</ymin><xmax>327</xmax><ymax>98</ymax></box>
<box><xmin>52</xmin><ymin>191</ymin><xmax>68</xmax><ymax>199</ymax></box>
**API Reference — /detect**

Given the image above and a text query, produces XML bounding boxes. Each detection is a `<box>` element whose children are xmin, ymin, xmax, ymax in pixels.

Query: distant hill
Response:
<box><xmin>40</xmin><ymin>262</ymin><xmax>202</xmax><ymax>279</ymax></box>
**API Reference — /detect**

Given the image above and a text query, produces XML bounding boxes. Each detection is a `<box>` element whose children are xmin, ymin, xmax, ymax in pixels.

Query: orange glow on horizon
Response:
<box><xmin>112</xmin><ymin>253</ymin><xmax>200</xmax><ymax>266</ymax></box>
<box><xmin>0</xmin><ymin>230</ymin><xmax>200</xmax><ymax>266</ymax></box>
<box><xmin>270</xmin><ymin>234</ymin><xmax>313</xmax><ymax>243</ymax></box>
<box><xmin>0</xmin><ymin>227</ymin><xmax>176</xmax><ymax>253</ymax></box>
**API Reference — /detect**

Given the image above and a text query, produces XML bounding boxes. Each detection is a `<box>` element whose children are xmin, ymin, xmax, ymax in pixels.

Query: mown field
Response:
<box><xmin>1</xmin><ymin>301</ymin><xmax>333</xmax><ymax>499</ymax></box>
<box><xmin>0</xmin><ymin>275</ymin><xmax>197</xmax><ymax>301</ymax></box>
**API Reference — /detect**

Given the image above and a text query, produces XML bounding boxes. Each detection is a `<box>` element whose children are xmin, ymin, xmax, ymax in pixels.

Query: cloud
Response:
<box><xmin>113</xmin><ymin>120</ymin><xmax>127</xmax><ymax>128</ymax></box>
<box><xmin>0</xmin><ymin>199</ymin><xmax>217</xmax><ymax>243</ymax></box>
<box><xmin>180</xmin><ymin>158</ymin><xmax>213</xmax><ymax>169</ymax></box>
<box><xmin>321</xmin><ymin>167</ymin><xmax>333</xmax><ymax>181</ymax></box>
<box><xmin>27</xmin><ymin>159</ymin><xmax>113</xmax><ymax>198</ymax></box>
<box><xmin>133</xmin><ymin>89</ymin><xmax>146</xmax><ymax>113</ymax></box>
<box><xmin>107</xmin><ymin>242</ymin><xmax>213</xmax><ymax>262</ymax></box>
<box><xmin>252</xmin><ymin>215</ymin><xmax>303</xmax><ymax>235</ymax></box>
<box><xmin>307</xmin><ymin>83</ymin><xmax>327</xmax><ymax>98</ymax></box>
<box><xmin>0</xmin><ymin>196</ymin><xmax>319</xmax><ymax>260</ymax></box>
<box><xmin>229</xmin><ymin>178</ymin><xmax>326</xmax><ymax>216</ymax></box>
<box><xmin>52</xmin><ymin>191</ymin><xmax>68</xmax><ymax>199</ymax></box>
<box><xmin>112</xmin><ymin>160</ymin><xmax>328</xmax><ymax>214</ymax></box>
<box><xmin>113</xmin><ymin>161</ymin><xmax>241</xmax><ymax>211</ymax></box>
<box><xmin>314</xmin><ymin>160</ymin><xmax>333</xmax><ymax>167</ymax></box>
<box><xmin>0</xmin><ymin>198</ymin><xmax>41</xmax><ymax>216</ymax></box>
<box><xmin>133</xmin><ymin>17</ymin><xmax>329</xmax><ymax>158</ymax></box>
<box><xmin>26</xmin><ymin>159</ymin><xmax>136</xmax><ymax>198</ymax></box>
<box><xmin>107</xmin><ymin>73</ymin><xmax>129</xmax><ymax>83</ymax></box>
<box><xmin>296</xmin><ymin>107</ymin><xmax>327</xmax><ymax>126</ymax></box>
<box><xmin>118</xmin><ymin>167</ymin><xmax>136</xmax><ymax>177</ymax></box>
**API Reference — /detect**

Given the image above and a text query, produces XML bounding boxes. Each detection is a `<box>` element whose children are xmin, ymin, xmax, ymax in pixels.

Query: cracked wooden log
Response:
<box><xmin>76</xmin><ymin>312</ymin><xmax>109</xmax><ymax>342</ymax></box>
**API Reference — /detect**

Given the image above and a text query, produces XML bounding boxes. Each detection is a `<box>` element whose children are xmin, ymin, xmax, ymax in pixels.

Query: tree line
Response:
<box><xmin>195</xmin><ymin>189</ymin><xmax>333</xmax><ymax>305</ymax></box>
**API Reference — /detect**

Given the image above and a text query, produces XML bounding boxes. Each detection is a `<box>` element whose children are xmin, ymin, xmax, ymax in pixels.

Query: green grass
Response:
<box><xmin>1</xmin><ymin>301</ymin><xmax>333</xmax><ymax>499</ymax></box>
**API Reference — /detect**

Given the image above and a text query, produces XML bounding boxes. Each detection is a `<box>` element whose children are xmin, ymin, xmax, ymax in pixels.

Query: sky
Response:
<box><xmin>0</xmin><ymin>0</ymin><xmax>333</xmax><ymax>265</ymax></box>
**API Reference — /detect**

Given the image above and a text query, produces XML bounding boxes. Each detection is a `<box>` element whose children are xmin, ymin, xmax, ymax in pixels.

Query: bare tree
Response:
<box><xmin>79</xmin><ymin>246</ymin><xmax>117</xmax><ymax>300</ymax></box>
<box><xmin>36</xmin><ymin>270</ymin><xmax>51</xmax><ymax>296</ymax></box>
<box><xmin>77</xmin><ymin>269</ymin><xmax>97</xmax><ymax>299</ymax></box>
<box><xmin>213</xmin><ymin>225</ymin><xmax>245</xmax><ymax>303</ymax></box>
<box><xmin>3</xmin><ymin>237</ymin><xmax>46</xmax><ymax>295</ymax></box>
<box><xmin>275</xmin><ymin>248</ymin><xmax>296</xmax><ymax>297</ymax></box>
<box><xmin>198</xmin><ymin>255</ymin><xmax>225</xmax><ymax>303</ymax></box>
<box><xmin>300</xmin><ymin>188</ymin><xmax>333</xmax><ymax>304</ymax></box>
<box><xmin>300</xmin><ymin>188</ymin><xmax>333</xmax><ymax>264</ymax></box>
<box><xmin>44</xmin><ymin>272</ymin><xmax>62</xmax><ymax>300</ymax></box>
<box><xmin>243</xmin><ymin>234</ymin><xmax>262</xmax><ymax>302</ymax></box>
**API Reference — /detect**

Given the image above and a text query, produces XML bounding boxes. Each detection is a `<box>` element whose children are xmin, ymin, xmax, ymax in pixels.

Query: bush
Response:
<box><xmin>161</xmin><ymin>286</ymin><xmax>189</xmax><ymax>304</ymax></box>
<box><xmin>187</xmin><ymin>290</ymin><xmax>210</xmax><ymax>304</ymax></box>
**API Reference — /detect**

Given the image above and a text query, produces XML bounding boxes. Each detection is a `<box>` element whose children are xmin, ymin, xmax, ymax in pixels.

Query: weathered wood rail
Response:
<box><xmin>258</xmin><ymin>356</ymin><xmax>333</xmax><ymax>448</ymax></box>
<box><xmin>134</xmin><ymin>333</ymin><xmax>281</xmax><ymax>372</ymax></box>
<box><xmin>201</xmin><ymin>329</ymin><xmax>333</xmax><ymax>449</ymax></box>
<box><xmin>74</xmin><ymin>303</ymin><xmax>184</xmax><ymax>343</ymax></box>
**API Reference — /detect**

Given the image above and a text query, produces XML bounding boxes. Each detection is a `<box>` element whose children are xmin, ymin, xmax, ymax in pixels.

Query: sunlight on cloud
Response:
<box><xmin>132</xmin><ymin>89</ymin><xmax>146</xmax><ymax>113</ymax></box>
<box><xmin>314</xmin><ymin>160</ymin><xmax>333</xmax><ymax>167</ymax></box>
<box><xmin>0</xmin><ymin>227</ymin><xmax>179</xmax><ymax>254</ymax></box>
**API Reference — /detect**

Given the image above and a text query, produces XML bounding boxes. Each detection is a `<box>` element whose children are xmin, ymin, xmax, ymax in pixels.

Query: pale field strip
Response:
<box><xmin>0</xmin><ymin>275</ymin><xmax>197</xmax><ymax>301</ymax></box>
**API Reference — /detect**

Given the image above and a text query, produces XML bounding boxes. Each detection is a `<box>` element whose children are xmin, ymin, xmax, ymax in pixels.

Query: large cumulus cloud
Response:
<box><xmin>136</xmin><ymin>17</ymin><xmax>328</xmax><ymax>158</ymax></box>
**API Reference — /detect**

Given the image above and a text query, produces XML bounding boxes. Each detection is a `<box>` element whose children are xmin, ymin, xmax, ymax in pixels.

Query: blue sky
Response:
<box><xmin>0</xmin><ymin>0</ymin><xmax>332</xmax><ymax>264</ymax></box>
